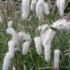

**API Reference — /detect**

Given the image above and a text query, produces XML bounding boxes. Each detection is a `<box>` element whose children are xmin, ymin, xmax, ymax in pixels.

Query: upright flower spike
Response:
<box><xmin>44</xmin><ymin>3</ymin><xmax>50</xmax><ymax>15</ymax></box>
<box><xmin>22</xmin><ymin>41</ymin><xmax>30</xmax><ymax>55</ymax></box>
<box><xmin>21</xmin><ymin>0</ymin><xmax>30</xmax><ymax>20</ymax></box>
<box><xmin>43</xmin><ymin>29</ymin><xmax>56</xmax><ymax>61</ymax></box>
<box><xmin>54</xmin><ymin>49</ymin><xmax>60</xmax><ymax>69</ymax></box>
<box><xmin>3</xmin><ymin>40</ymin><xmax>16</xmax><ymax>70</ymax></box>
<box><xmin>30</xmin><ymin>0</ymin><xmax>37</xmax><ymax>11</ymax></box>
<box><xmin>34</xmin><ymin>37</ymin><xmax>42</xmax><ymax>55</ymax></box>
<box><xmin>56</xmin><ymin>0</ymin><xmax>65</xmax><ymax>17</ymax></box>
<box><xmin>36</xmin><ymin>0</ymin><xmax>45</xmax><ymax>21</ymax></box>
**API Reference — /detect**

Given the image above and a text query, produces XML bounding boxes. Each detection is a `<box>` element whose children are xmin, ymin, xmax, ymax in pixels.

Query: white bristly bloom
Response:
<box><xmin>43</xmin><ymin>29</ymin><xmax>56</xmax><ymax>46</ymax></box>
<box><xmin>37</xmin><ymin>24</ymin><xmax>53</xmax><ymax>60</ymax></box>
<box><xmin>51</xmin><ymin>19</ymin><xmax>70</xmax><ymax>31</ymax></box>
<box><xmin>13</xmin><ymin>66</ymin><xmax>16</xmax><ymax>70</ymax></box>
<box><xmin>36</xmin><ymin>0</ymin><xmax>45</xmax><ymax>21</ymax></box>
<box><xmin>38</xmin><ymin>24</ymin><xmax>49</xmax><ymax>33</ymax></box>
<box><xmin>30</xmin><ymin>0</ymin><xmax>37</xmax><ymax>11</ymax></box>
<box><xmin>6</xmin><ymin>27</ymin><xmax>20</xmax><ymax>51</ymax></box>
<box><xmin>44</xmin><ymin>44</ymin><xmax>51</xmax><ymax>61</ymax></box>
<box><xmin>8</xmin><ymin>21</ymin><xmax>13</xmax><ymax>28</ymax></box>
<box><xmin>37</xmin><ymin>24</ymin><xmax>49</xmax><ymax>45</ymax></box>
<box><xmin>56</xmin><ymin>0</ymin><xmax>65</xmax><ymax>17</ymax></box>
<box><xmin>22</xmin><ymin>41</ymin><xmax>30</xmax><ymax>55</ymax></box>
<box><xmin>44</xmin><ymin>3</ymin><xmax>50</xmax><ymax>15</ymax></box>
<box><xmin>0</xmin><ymin>15</ymin><xmax>2</xmax><ymax>23</ymax></box>
<box><xmin>3</xmin><ymin>22</ymin><xmax>32</xmax><ymax>70</ymax></box>
<box><xmin>21</xmin><ymin>0</ymin><xmax>30</xmax><ymax>20</ymax></box>
<box><xmin>3</xmin><ymin>40</ymin><xmax>15</xmax><ymax>70</ymax></box>
<box><xmin>54</xmin><ymin>49</ymin><xmax>60</xmax><ymax>69</ymax></box>
<box><xmin>34</xmin><ymin>37</ymin><xmax>42</xmax><ymax>55</ymax></box>
<box><xmin>6</xmin><ymin>28</ymin><xmax>19</xmax><ymax>43</ymax></box>
<box><xmin>18</xmin><ymin>31</ymin><xmax>32</xmax><ymax>42</ymax></box>
<box><xmin>43</xmin><ymin>29</ymin><xmax>56</xmax><ymax>61</ymax></box>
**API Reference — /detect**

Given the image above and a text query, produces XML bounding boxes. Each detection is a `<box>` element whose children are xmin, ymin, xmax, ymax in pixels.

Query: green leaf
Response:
<box><xmin>50</xmin><ymin>27</ymin><xmax>59</xmax><ymax>32</ymax></box>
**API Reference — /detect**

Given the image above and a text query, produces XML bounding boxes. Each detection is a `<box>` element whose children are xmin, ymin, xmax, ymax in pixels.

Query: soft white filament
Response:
<box><xmin>21</xmin><ymin>0</ymin><xmax>30</xmax><ymax>20</ymax></box>
<box><xmin>22</xmin><ymin>41</ymin><xmax>30</xmax><ymax>55</ymax></box>
<box><xmin>0</xmin><ymin>16</ymin><xmax>2</xmax><ymax>23</ymax></box>
<box><xmin>30</xmin><ymin>0</ymin><xmax>37</xmax><ymax>11</ymax></box>
<box><xmin>36</xmin><ymin>0</ymin><xmax>45</xmax><ymax>21</ymax></box>
<box><xmin>56</xmin><ymin>0</ymin><xmax>65</xmax><ymax>17</ymax></box>
<box><xmin>44</xmin><ymin>3</ymin><xmax>50</xmax><ymax>15</ymax></box>
<box><xmin>8</xmin><ymin>21</ymin><xmax>13</xmax><ymax>28</ymax></box>
<box><xmin>54</xmin><ymin>49</ymin><xmax>60</xmax><ymax>69</ymax></box>
<box><xmin>34</xmin><ymin>37</ymin><xmax>42</xmax><ymax>55</ymax></box>
<box><xmin>3</xmin><ymin>40</ymin><xmax>15</xmax><ymax>70</ymax></box>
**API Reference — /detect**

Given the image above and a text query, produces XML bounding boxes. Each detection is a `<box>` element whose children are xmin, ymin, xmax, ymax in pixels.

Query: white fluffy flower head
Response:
<box><xmin>56</xmin><ymin>0</ymin><xmax>65</xmax><ymax>17</ymax></box>
<box><xmin>44</xmin><ymin>3</ymin><xmax>50</xmax><ymax>15</ymax></box>
<box><xmin>22</xmin><ymin>41</ymin><xmax>30</xmax><ymax>55</ymax></box>
<box><xmin>30</xmin><ymin>0</ymin><xmax>37</xmax><ymax>11</ymax></box>
<box><xmin>51</xmin><ymin>19</ymin><xmax>70</xmax><ymax>31</ymax></box>
<box><xmin>21</xmin><ymin>0</ymin><xmax>30</xmax><ymax>20</ymax></box>
<box><xmin>36</xmin><ymin>0</ymin><xmax>45</xmax><ymax>21</ymax></box>
<box><xmin>8</xmin><ymin>21</ymin><xmax>13</xmax><ymax>28</ymax></box>
<box><xmin>34</xmin><ymin>37</ymin><xmax>42</xmax><ymax>55</ymax></box>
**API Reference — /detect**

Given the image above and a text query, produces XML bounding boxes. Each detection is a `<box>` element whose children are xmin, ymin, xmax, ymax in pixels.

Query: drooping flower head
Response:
<box><xmin>56</xmin><ymin>0</ymin><xmax>65</xmax><ymax>17</ymax></box>
<box><xmin>21</xmin><ymin>0</ymin><xmax>30</xmax><ymax>20</ymax></box>
<box><xmin>30</xmin><ymin>0</ymin><xmax>37</xmax><ymax>11</ymax></box>
<box><xmin>36</xmin><ymin>0</ymin><xmax>45</xmax><ymax>21</ymax></box>
<box><xmin>34</xmin><ymin>37</ymin><xmax>42</xmax><ymax>55</ymax></box>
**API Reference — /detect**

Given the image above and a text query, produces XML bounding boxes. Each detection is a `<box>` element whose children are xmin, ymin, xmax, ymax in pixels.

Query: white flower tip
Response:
<box><xmin>6</xmin><ymin>28</ymin><xmax>14</xmax><ymax>34</ymax></box>
<box><xmin>44</xmin><ymin>3</ymin><xmax>50</xmax><ymax>15</ymax></box>
<box><xmin>0</xmin><ymin>16</ymin><xmax>2</xmax><ymax>23</ymax></box>
<box><xmin>8</xmin><ymin>21</ymin><xmax>13</xmax><ymax>28</ymax></box>
<box><xmin>56</xmin><ymin>0</ymin><xmax>65</xmax><ymax>17</ymax></box>
<box><xmin>22</xmin><ymin>14</ymin><xmax>27</xmax><ymax>20</ymax></box>
<box><xmin>54</xmin><ymin>49</ymin><xmax>60</xmax><ymax>69</ymax></box>
<box><xmin>54</xmin><ymin>49</ymin><xmax>60</xmax><ymax>54</ymax></box>
<box><xmin>31</xmin><ymin>0</ymin><xmax>37</xmax><ymax>11</ymax></box>
<box><xmin>13</xmin><ymin>66</ymin><xmax>16</xmax><ymax>70</ymax></box>
<box><xmin>44</xmin><ymin>48</ymin><xmax>51</xmax><ymax>62</ymax></box>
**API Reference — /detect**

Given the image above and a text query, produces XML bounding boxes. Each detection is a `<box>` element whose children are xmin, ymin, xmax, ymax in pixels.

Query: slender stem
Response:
<box><xmin>38</xmin><ymin>67</ymin><xmax>70</xmax><ymax>69</ymax></box>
